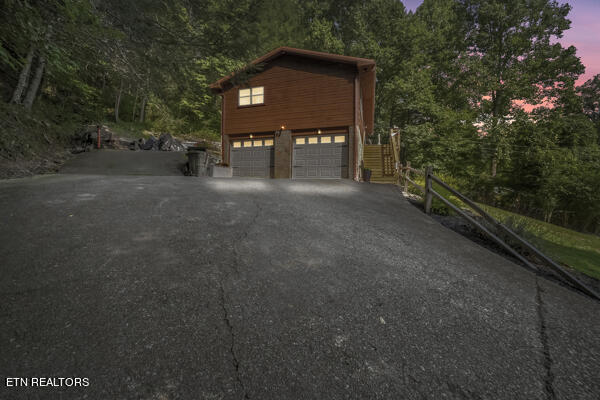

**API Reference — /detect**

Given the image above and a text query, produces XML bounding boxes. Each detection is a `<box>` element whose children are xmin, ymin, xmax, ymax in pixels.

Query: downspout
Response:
<box><xmin>354</xmin><ymin>74</ymin><xmax>360</xmax><ymax>181</ymax></box>
<box><xmin>221</xmin><ymin>93</ymin><xmax>225</xmax><ymax>163</ymax></box>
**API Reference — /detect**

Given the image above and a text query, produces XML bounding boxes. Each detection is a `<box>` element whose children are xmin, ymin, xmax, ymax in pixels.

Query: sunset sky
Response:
<box><xmin>403</xmin><ymin>0</ymin><xmax>600</xmax><ymax>84</ymax></box>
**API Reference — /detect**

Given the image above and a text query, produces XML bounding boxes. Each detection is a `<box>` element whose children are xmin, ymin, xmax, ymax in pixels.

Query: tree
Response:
<box><xmin>10</xmin><ymin>46</ymin><xmax>34</xmax><ymax>104</ymax></box>
<box><xmin>578</xmin><ymin>74</ymin><xmax>600</xmax><ymax>122</ymax></box>
<box><xmin>458</xmin><ymin>0</ymin><xmax>585</xmax><ymax>176</ymax></box>
<box><xmin>578</xmin><ymin>74</ymin><xmax>600</xmax><ymax>143</ymax></box>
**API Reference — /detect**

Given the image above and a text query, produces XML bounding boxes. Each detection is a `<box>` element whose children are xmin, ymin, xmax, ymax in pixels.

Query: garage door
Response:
<box><xmin>230</xmin><ymin>138</ymin><xmax>274</xmax><ymax>178</ymax></box>
<box><xmin>293</xmin><ymin>134</ymin><xmax>348</xmax><ymax>179</ymax></box>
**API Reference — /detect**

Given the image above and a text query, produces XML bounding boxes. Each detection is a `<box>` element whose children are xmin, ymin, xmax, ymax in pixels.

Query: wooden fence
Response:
<box><xmin>399</xmin><ymin>164</ymin><xmax>600</xmax><ymax>301</ymax></box>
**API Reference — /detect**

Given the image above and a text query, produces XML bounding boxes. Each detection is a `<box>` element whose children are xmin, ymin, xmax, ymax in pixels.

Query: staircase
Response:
<box><xmin>363</xmin><ymin>144</ymin><xmax>397</xmax><ymax>184</ymax></box>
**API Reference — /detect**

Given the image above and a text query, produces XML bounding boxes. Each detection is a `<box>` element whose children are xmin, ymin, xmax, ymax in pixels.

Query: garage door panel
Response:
<box><xmin>231</xmin><ymin>138</ymin><xmax>274</xmax><ymax>178</ymax></box>
<box><xmin>307</xmin><ymin>167</ymin><xmax>318</xmax><ymax>177</ymax></box>
<box><xmin>292</xmin><ymin>134</ymin><xmax>348</xmax><ymax>179</ymax></box>
<box><xmin>319</xmin><ymin>168</ymin><xmax>332</xmax><ymax>178</ymax></box>
<box><xmin>295</xmin><ymin>168</ymin><xmax>307</xmax><ymax>178</ymax></box>
<box><xmin>320</xmin><ymin>147</ymin><xmax>334</xmax><ymax>156</ymax></box>
<box><xmin>307</xmin><ymin>147</ymin><xmax>320</xmax><ymax>156</ymax></box>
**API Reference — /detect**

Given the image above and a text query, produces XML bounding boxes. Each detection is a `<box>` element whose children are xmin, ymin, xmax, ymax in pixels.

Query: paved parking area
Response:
<box><xmin>0</xmin><ymin>172</ymin><xmax>598</xmax><ymax>399</ymax></box>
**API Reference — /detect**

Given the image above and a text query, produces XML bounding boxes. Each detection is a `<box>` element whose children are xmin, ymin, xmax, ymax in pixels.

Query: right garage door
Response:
<box><xmin>292</xmin><ymin>134</ymin><xmax>349</xmax><ymax>179</ymax></box>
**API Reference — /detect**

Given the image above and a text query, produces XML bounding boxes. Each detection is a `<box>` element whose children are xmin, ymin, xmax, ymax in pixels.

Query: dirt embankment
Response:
<box><xmin>0</xmin><ymin>104</ymin><xmax>217</xmax><ymax>179</ymax></box>
<box><xmin>0</xmin><ymin>104</ymin><xmax>76</xmax><ymax>179</ymax></box>
<box><xmin>0</xmin><ymin>151</ymin><xmax>72</xmax><ymax>179</ymax></box>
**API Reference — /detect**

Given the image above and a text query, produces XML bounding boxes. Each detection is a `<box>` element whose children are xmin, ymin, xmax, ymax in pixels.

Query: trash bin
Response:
<box><xmin>187</xmin><ymin>146</ymin><xmax>208</xmax><ymax>176</ymax></box>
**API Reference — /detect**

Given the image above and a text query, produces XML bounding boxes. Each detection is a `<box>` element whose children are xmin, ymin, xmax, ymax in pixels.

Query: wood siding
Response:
<box><xmin>222</xmin><ymin>55</ymin><xmax>355</xmax><ymax>135</ymax></box>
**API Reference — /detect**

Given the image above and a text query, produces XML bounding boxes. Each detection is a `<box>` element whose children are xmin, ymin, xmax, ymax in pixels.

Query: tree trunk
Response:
<box><xmin>491</xmin><ymin>155</ymin><xmax>497</xmax><ymax>177</ymax></box>
<box><xmin>115</xmin><ymin>80</ymin><xmax>123</xmax><ymax>123</ymax></box>
<box><xmin>11</xmin><ymin>46</ymin><xmax>35</xmax><ymax>104</ymax></box>
<box><xmin>139</xmin><ymin>95</ymin><xmax>147</xmax><ymax>123</ymax></box>
<box><xmin>131</xmin><ymin>89</ymin><xmax>138</xmax><ymax>122</ymax></box>
<box><xmin>23</xmin><ymin>54</ymin><xmax>46</xmax><ymax>110</ymax></box>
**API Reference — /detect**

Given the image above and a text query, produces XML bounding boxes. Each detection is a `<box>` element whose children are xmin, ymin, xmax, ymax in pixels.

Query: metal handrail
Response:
<box><xmin>398</xmin><ymin>163</ymin><xmax>600</xmax><ymax>300</ymax></box>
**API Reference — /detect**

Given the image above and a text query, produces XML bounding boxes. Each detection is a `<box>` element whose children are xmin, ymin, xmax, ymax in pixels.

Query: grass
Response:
<box><xmin>405</xmin><ymin>173</ymin><xmax>600</xmax><ymax>280</ymax></box>
<box><xmin>102</xmin><ymin>121</ymin><xmax>153</xmax><ymax>140</ymax></box>
<box><xmin>477</xmin><ymin>204</ymin><xmax>600</xmax><ymax>280</ymax></box>
<box><xmin>102</xmin><ymin>121</ymin><xmax>221</xmax><ymax>143</ymax></box>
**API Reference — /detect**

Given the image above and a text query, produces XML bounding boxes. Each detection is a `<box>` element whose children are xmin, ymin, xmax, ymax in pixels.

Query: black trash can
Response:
<box><xmin>187</xmin><ymin>146</ymin><xmax>208</xmax><ymax>176</ymax></box>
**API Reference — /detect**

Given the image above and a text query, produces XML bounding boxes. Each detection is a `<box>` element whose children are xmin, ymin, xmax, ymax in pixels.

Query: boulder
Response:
<box><xmin>158</xmin><ymin>133</ymin><xmax>185</xmax><ymax>151</ymax></box>
<box><xmin>140</xmin><ymin>136</ymin><xmax>158</xmax><ymax>150</ymax></box>
<box><xmin>72</xmin><ymin>126</ymin><xmax>187</xmax><ymax>152</ymax></box>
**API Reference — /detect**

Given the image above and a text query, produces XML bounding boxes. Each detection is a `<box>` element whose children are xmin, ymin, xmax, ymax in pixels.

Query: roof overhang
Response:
<box><xmin>210</xmin><ymin>46</ymin><xmax>376</xmax><ymax>93</ymax></box>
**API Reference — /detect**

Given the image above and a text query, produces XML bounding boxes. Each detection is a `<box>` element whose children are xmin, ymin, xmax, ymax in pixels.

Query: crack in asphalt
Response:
<box><xmin>217</xmin><ymin>201</ymin><xmax>262</xmax><ymax>399</ymax></box>
<box><xmin>535</xmin><ymin>277</ymin><xmax>556</xmax><ymax>400</ymax></box>
<box><xmin>230</xmin><ymin>202</ymin><xmax>262</xmax><ymax>274</ymax></box>
<box><xmin>219</xmin><ymin>281</ymin><xmax>250</xmax><ymax>399</ymax></box>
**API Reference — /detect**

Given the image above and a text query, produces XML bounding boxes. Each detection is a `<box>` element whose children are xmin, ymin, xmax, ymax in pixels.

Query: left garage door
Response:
<box><xmin>230</xmin><ymin>138</ymin><xmax>274</xmax><ymax>178</ymax></box>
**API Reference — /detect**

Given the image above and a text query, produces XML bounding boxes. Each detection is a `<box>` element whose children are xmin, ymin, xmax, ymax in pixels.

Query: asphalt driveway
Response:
<box><xmin>1</xmin><ymin>172</ymin><xmax>599</xmax><ymax>399</ymax></box>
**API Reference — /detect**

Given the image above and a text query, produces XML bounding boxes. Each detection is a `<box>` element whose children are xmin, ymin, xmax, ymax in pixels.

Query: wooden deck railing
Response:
<box><xmin>398</xmin><ymin>163</ymin><xmax>600</xmax><ymax>301</ymax></box>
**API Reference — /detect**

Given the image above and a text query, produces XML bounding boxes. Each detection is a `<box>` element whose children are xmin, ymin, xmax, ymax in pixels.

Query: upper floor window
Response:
<box><xmin>239</xmin><ymin>86</ymin><xmax>264</xmax><ymax>106</ymax></box>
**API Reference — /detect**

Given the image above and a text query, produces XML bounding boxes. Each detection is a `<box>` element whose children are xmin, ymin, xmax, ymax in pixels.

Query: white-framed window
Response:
<box><xmin>239</xmin><ymin>86</ymin><xmax>264</xmax><ymax>106</ymax></box>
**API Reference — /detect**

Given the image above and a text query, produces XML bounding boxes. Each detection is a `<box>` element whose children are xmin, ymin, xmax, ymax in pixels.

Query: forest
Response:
<box><xmin>1</xmin><ymin>0</ymin><xmax>599</xmax><ymax>233</ymax></box>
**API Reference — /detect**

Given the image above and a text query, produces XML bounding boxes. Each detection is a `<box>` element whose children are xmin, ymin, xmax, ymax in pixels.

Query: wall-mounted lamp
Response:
<box><xmin>317</xmin><ymin>129</ymin><xmax>322</xmax><ymax>134</ymax></box>
<box><xmin>280</xmin><ymin>125</ymin><xmax>286</xmax><ymax>130</ymax></box>
<box><xmin>249</xmin><ymin>134</ymin><xmax>253</xmax><ymax>138</ymax></box>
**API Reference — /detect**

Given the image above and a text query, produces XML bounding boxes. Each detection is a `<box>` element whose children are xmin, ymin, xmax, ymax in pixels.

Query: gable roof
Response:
<box><xmin>209</xmin><ymin>46</ymin><xmax>376</xmax><ymax>92</ymax></box>
<box><xmin>210</xmin><ymin>47</ymin><xmax>376</xmax><ymax>135</ymax></box>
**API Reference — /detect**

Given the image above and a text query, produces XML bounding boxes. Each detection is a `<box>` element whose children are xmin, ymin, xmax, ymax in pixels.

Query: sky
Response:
<box><xmin>403</xmin><ymin>0</ymin><xmax>600</xmax><ymax>84</ymax></box>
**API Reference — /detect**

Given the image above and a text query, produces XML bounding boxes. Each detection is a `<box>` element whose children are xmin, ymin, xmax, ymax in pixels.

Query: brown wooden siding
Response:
<box><xmin>222</xmin><ymin>55</ymin><xmax>355</xmax><ymax>135</ymax></box>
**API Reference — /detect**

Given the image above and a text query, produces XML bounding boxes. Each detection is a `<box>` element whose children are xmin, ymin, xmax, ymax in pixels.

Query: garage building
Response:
<box><xmin>209</xmin><ymin>47</ymin><xmax>376</xmax><ymax>180</ymax></box>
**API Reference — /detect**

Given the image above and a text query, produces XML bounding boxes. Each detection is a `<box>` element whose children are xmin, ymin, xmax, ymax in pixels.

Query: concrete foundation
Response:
<box><xmin>209</xmin><ymin>165</ymin><xmax>233</xmax><ymax>178</ymax></box>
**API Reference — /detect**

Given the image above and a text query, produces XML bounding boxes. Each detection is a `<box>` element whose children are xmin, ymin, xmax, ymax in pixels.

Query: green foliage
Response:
<box><xmin>102</xmin><ymin>121</ymin><xmax>152</xmax><ymax>140</ymax></box>
<box><xmin>479</xmin><ymin>203</ymin><xmax>600</xmax><ymax>280</ymax></box>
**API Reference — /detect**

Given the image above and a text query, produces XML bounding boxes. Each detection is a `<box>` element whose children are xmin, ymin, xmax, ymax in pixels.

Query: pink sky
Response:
<box><xmin>557</xmin><ymin>0</ymin><xmax>600</xmax><ymax>84</ymax></box>
<box><xmin>404</xmin><ymin>0</ymin><xmax>600</xmax><ymax>85</ymax></box>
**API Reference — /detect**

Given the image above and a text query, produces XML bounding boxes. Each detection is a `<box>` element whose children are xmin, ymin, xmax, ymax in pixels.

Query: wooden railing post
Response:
<box><xmin>424</xmin><ymin>166</ymin><xmax>433</xmax><ymax>214</ymax></box>
<box><xmin>404</xmin><ymin>161</ymin><xmax>410</xmax><ymax>193</ymax></box>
